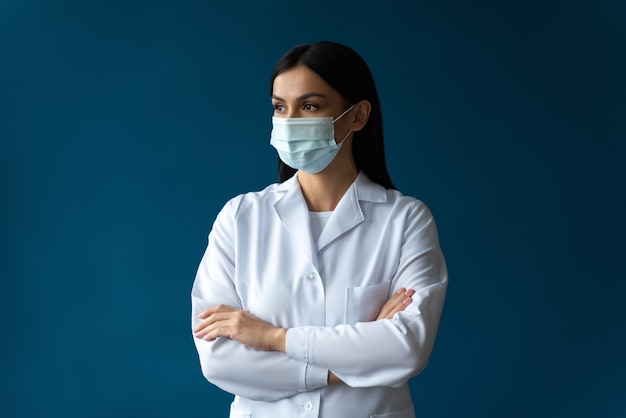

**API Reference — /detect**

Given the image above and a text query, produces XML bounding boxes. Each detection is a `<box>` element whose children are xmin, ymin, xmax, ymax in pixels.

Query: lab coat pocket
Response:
<box><xmin>345</xmin><ymin>281</ymin><xmax>391</xmax><ymax>324</ymax></box>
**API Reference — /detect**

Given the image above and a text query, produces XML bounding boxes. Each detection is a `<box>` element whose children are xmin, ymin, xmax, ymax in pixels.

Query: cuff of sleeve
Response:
<box><xmin>304</xmin><ymin>363</ymin><xmax>328</xmax><ymax>390</ymax></box>
<box><xmin>287</xmin><ymin>327</ymin><xmax>328</xmax><ymax>390</ymax></box>
<box><xmin>286</xmin><ymin>326</ymin><xmax>311</xmax><ymax>362</ymax></box>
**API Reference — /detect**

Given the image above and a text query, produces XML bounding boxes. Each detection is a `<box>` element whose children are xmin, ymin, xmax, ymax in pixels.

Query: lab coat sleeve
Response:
<box><xmin>191</xmin><ymin>198</ymin><xmax>328</xmax><ymax>401</ymax></box>
<box><xmin>285</xmin><ymin>201</ymin><xmax>448</xmax><ymax>388</ymax></box>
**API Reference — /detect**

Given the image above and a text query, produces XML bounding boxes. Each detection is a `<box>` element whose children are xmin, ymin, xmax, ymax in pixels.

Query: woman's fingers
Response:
<box><xmin>376</xmin><ymin>290</ymin><xmax>399</xmax><ymax>319</ymax></box>
<box><xmin>192</xmin><ymin>305</ymin><xmax>285</xmax><ymax>352</ymax></box>
<box><xmin>193</xmin><ymin>305</ymin><xmax>237</xmax><ymax>335</ymax></box>
<box><xmin>193</xmin><ymin>311</ymin><xmax>232</xmax><ymax>339</ymax></box>
<box><xmin>376</xmin><ymin>288</ymin><xmax>415</xmax><ymax>320</ymax></box>
<box><xmin>198</xmin><ymin>304</ymin><xmax>236</xmax><ymax>319</ymax></box>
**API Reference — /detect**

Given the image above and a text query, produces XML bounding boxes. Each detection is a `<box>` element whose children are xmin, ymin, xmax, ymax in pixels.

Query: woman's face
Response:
<box><xmin>271</xmin><ymin>65</ymin><xmax>350</xmax><ymax>122</ymax></box>
<box><xmin>270</xmin><ymin>64</ymin><xmax>370</xmax><ymax>176</ymax></box>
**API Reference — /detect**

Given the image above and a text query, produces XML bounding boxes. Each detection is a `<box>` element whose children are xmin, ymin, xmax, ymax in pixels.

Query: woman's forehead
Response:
<box><xmin>272</xmin><ymin>65</ymin><xmax>337</xmax><ymax>99</ymax></box>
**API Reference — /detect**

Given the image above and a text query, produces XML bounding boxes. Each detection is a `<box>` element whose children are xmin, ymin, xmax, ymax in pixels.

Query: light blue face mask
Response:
<box><xmin>269</xmin><ymin>104</ymin><xmax>356</xmax><ymax>174</ymax></box>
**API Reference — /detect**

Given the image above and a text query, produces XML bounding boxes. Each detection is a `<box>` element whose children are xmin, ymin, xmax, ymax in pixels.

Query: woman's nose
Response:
<box><xmin>285</xmin><ymin>108</ymin><xmax>299</xmax><ymax>118</ymax></box>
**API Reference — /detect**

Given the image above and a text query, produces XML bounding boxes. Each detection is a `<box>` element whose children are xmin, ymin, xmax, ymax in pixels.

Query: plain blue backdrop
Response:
<box><xmin>2</xmin><ymin>0</ymin><xmax>624</xmax><ymax>417</ymax></box>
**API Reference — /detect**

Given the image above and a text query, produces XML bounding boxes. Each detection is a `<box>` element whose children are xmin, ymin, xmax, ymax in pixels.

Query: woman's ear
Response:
<box><xmin>350</xmin><ymin>100</ymin><xmax>372</xmax><ymax>132</ymax></box>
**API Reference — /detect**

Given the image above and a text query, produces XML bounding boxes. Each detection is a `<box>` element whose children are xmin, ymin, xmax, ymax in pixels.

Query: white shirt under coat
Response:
<box><xmin>191</xmin><ymin>172</ymin><xmax>448</xmax><ymax>418</ymax></box>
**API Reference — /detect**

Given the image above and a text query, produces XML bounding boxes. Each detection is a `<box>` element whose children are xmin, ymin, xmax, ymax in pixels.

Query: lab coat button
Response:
<box><xmin>304</xmin><ymin>401</ymin><xmax>313</xmax><ymax>410</ymax></box>
<box><xmin>307</xmin><ymin>272</ymin><xmax>317</xmax><ymax>280</ymax></box>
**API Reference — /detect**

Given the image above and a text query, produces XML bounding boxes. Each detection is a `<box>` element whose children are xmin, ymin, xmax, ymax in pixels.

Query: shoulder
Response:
<box><xmin>376</xmin><ymin>187</ymin><xmax>437</xmax><ymax>234</ymax></box>
<box><xmin>356</xmin><ymin>172</ymin><xmax>436</xmax><ymax>224</ymax></box>
<box><xmin>219</xmin><ymin>178</ymin><xmax>293</xmax><ymax>219</ymax></box>
<box><xmin>388</xmin><ymin>189</ymin><xmax>431</xmax><ymax>215</ymax></box>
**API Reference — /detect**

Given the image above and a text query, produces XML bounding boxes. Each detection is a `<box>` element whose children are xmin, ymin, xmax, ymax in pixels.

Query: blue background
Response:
<box><xmin>2</xmin><ymin>0</ymin><xmax>624</xmax><ymax>417</ymax></box>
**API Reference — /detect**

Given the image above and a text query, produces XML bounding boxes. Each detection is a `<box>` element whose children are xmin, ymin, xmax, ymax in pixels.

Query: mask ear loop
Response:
<box><xmin>333</xmin><ymin>103</ymin><xmax>357</xmax><ymax>145</ymax></box>
<box><xmin>336</xmin><ymin>128</ymin><xmax>353</xmax><ymax>145</ymax></box>
<box><xmin>332</xmin><ymin>103</ymin><xmax>357</xmax><ymax>123</ymax></box>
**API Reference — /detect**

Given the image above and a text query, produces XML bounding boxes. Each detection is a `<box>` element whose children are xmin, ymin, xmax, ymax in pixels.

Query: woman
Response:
<box><xmin>191</xmin><ymin>41</ymin><xmax>448</xmax><ymax>417</ymax></box>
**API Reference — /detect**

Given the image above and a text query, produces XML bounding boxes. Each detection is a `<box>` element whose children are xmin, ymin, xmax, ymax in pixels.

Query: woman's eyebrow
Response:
<box><xmin>271</xmin><ymin>92</ymin><xmax>327</xmax><ymax>101</ymax></box>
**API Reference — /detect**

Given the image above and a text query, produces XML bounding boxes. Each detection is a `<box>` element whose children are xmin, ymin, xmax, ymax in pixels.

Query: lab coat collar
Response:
<box><xmin>273</xmin><ymin>171</ymin><xmax>388</xmax><ymax>203</ymax></box>
<box><xmin>273</xmin><ymin>172</ymin><xmax>388</xmax><ymax>260</ymax></box>
<box><xmin>352</xmin><ymin>171</ymin><xmax>388</xmax><ymax>203</ymax></box>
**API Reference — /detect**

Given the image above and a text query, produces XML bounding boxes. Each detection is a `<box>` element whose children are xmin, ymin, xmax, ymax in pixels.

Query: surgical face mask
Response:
<box><xmin>269</xmin><ymin>104</ymin><xmax>356</xmax><ymax>174</ymax></box>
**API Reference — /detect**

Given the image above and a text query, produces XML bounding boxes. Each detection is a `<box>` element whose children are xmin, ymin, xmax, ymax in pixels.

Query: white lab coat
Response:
<box><xmin>191</xmin><ymin>172</ymin><xmax>448</xmax><ymax>418</ymax></box>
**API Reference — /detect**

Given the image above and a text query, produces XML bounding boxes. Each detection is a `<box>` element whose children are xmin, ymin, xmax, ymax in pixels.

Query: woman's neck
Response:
<box><xmin>297</xmin><ymin>163</ymin><xmax>358</xmax><ymax>212</ymax></box>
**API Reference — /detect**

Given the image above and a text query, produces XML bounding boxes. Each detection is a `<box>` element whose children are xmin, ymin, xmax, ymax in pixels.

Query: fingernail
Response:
<box><xmin>403</xmin><ymin>297</ymin><xmax>412</xmax><ymax>305</ymax></box>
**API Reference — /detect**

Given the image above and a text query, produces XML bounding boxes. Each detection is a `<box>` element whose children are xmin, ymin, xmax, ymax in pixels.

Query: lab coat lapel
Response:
<box><xmin>316</xmin><ymin>178</ymin><xmax>364</xmax><ymax>252</ymax></box>
<box><xmin>273</xmin><ymin>176</ymin><xmax>318</xmax><ymax>267</ymax></box>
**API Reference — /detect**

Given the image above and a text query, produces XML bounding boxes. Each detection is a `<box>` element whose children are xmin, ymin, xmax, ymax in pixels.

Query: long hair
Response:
<box><xmin>269</xmin><ymin>41</ymin><xmax>395</xmax><ymax>189</ymax></box>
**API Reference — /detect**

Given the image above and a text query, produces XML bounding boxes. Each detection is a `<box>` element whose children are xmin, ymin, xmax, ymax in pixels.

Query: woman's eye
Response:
<box><xmin>273</xmin><ymin>104</ymin><xmax>285</xmax><ymax>113</ymax></box>
<box><xmin>303</xmin><ymin>103</ymin><xmax>318</xmax><ymax>111</ymax></box>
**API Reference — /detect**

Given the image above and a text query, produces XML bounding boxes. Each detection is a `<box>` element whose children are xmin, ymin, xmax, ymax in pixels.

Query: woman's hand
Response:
<box><xmin>375</xmin><ymin>288</ymin><xmax>415</xmax><ymax>320</ymax></box>
<box><xmin>193</xmin><ymin>305</ymin><xmax>286</xmax><ymax>352</ymax></box>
